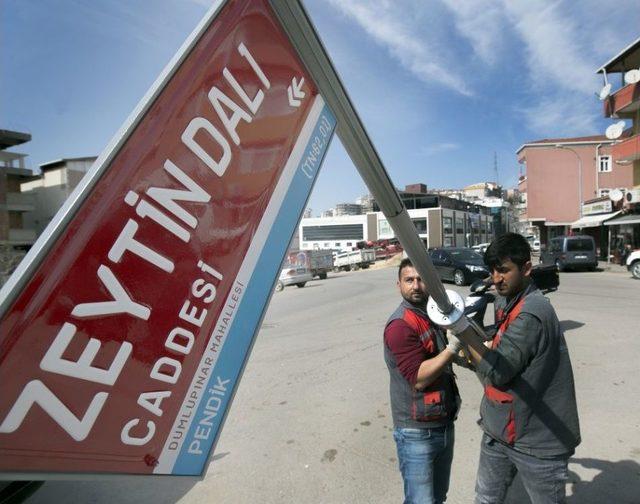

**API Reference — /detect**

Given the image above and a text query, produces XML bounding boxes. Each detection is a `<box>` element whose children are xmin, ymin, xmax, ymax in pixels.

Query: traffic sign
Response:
<box><xmin>0</xmin><ymin>0</ymin><xmax>335</xmax><ymax>477</ymax></box>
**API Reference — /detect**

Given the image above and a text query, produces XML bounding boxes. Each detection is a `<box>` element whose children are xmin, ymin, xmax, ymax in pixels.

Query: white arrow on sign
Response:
<box><xmin>287</xmin><ymin>76</ymin><xmax>305</xmax><ymax>107</ymax></box>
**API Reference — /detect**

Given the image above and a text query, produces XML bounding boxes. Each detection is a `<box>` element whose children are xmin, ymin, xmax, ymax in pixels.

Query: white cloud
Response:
<box><xmin>434</xmin><ymin>0</ymin><xmax>628</xmax><ymax>136</ymax></box>
<box><xmin>501</xmin><ymin>1</ymin><xmax>597</xmax><ymax>95</ymax></box>
<box><xmin>420</xmin><ymin>142</ymin><xmax>460</xmax><ymax>155</ymax></box>
<box><xmin>326</xmin><ymin>0</ymin><xmax>474</xmax><ymax>96</ymax></box>
<box><xmin>518</xmin><ymin>95</ymin><xmax>599</xmax><ymax>137</ymax></box>
<box><xmin>321</xmin><ymin>0</ymin><xmax>639</xmax><ymax>139</ymax></box>
<box><xmin>186</xmin><ymin>0</ymin><xmax>212</xmax><ymax>7</ymax></box>
<box><xmin>439</xmin><ymin>0</ymin><xmax>506</xmax><ymax>65</ymax></box>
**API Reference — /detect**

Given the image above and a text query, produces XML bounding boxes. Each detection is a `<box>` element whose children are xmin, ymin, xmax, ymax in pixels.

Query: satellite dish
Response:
<box><xmin>599</xmin><ymin>83</ymin><xmax>612</xmax><ymax>100</ymax></box>
<box><xmin>609</xmin><ymin>189</ymin><xmax>624</xmax><ymax>202</ymax></box>
<box><xmin>624</xmin><ymin>69</ymin><xmax>640</xmax><ymax>85</ymax></box>
<box><xmin>605</xmin><ymin>120</ymin><xmax>626</xmax><ymax>140</ymax></box>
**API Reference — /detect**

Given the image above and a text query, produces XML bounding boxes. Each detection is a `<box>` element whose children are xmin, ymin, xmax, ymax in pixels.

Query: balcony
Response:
<box><xmin>7</xmin><ymin>228</ymin><xmax>37</xmax><ymax>245</ymax></box>
<box><xmin>604</xmin><ymin>81</ymin><xmax>640</xmax><ymax>118</ymax></box>
<box><xmin>3</xmin><ymin>192</ymin><xmax>35</xmax><ymax>211</ymax></box>
<box><xmin>612</xmin><ymin>133</ymin><xmax>640</xmax><ymax>163</ymax></box>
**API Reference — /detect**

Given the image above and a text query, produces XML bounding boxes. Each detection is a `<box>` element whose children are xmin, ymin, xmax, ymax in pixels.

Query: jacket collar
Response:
<box><xmin>400</xmin><ymin>298</ymin><xmax>429</xmax><ymax>319</ymax></box>
<box><xmin>503</xmin><ymin>281</ymin><xmax>537</xmax><ymax>315</ymax></box>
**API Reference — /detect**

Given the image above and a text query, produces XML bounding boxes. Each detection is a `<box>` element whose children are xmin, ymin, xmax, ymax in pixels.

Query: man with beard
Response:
<box><xmin>384</xmin><ymin>258</ymin><xmax>463</xmax><ymax>504</ymax></box>
<box><xmin>458</xmin><ymin>233</ymin><xmax>580</xmax><ymax>503</ymax></box>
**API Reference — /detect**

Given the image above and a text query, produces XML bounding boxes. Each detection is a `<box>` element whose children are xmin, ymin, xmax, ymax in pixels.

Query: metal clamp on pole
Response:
<box><xmin>426</xmin><ymin>290</ymin><xmax>469</xmax><ymax>334</ymax></box>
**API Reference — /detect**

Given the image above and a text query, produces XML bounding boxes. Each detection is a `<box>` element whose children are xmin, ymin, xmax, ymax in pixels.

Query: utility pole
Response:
<box><xmin>494</xmin><ymin>151</ymin><xmax>499</xmax><ymax>187</ymax></box>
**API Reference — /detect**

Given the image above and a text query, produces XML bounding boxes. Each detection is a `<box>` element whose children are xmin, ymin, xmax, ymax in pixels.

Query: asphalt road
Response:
<box><xmin>28</xmin><ymin>266</ymin><xmax>640</xmax><ymax>503</ymax></box>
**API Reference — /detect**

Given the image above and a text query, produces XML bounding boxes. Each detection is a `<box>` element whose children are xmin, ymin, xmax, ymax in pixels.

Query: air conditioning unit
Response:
<box><xmin>626</xmin><ymin>188</ymin><xmax>640</xmax><ymax>203</ymax></box>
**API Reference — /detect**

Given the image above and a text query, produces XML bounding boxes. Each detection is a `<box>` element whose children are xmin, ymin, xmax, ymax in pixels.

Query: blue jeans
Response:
<box><xmin>393</xmin><ymin>424</ymin><xmax>455</xmax><ymax>504</ymax></box>
<box><xmin>475</xmin><ymin>433</ymin><xmax>569</xmax><ymax>504</ymax></box>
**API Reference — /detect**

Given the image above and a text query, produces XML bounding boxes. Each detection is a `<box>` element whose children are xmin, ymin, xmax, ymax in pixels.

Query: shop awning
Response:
<box><xmin>544</xmin><ymin>221</ymin><xmax>573</xmax><ymax>227</ymax></box>
<box><xmin>570</xmin><ymin>211</ymin><xmax>621</xmax><ymax>229</ymax></box>
<box><xmin>604</xmin><ymin>213</ymin><xmax>640</xmax><ymax>226</ymax></box>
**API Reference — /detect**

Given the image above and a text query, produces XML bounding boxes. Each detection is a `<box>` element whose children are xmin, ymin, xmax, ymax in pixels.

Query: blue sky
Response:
<box><xmin>2</xmin><ymin>0</ymin><xmax>639</xmax><ymax>215</ymax></box>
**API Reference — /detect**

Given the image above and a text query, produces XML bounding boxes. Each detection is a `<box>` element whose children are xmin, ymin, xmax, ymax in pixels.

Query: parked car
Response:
<box><xmin>540</xmin><ymin>235</ymin><xmax>597</xmax><ymax>272</ymax></box>
<box><xmin>526</xmin><ymin>236</ymin><xmax>541</xmax><ymax>252</ymax></box>
<box><xmin>472</xmin><ymin>242</ymin><xmax>490</xmax><ymax>254</ymax></box>
<box><xmin>626</xmin><ymin>249</ymin><xmax>640</xmax><ymax>279</ymax></box>
<box><xmin>428</xmin><ymin>247</ymin><xmax>490</xmax><ymax>286</ymax></box>
<box><xmin>275</xmin><ymin>265</ymin><xmax>313</xmax><ymax>291</ymax></box>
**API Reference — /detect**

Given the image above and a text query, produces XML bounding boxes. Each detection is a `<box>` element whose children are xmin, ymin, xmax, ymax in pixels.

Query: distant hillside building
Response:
<box><xmin>463</xmin><ymin>182</ymin><xmax>502</xmax><ymax>200</ymax></box>
<box><xmin>334</xmin><ymin>203</ymin><xmax>363</xmax><ymax>216</ymax></box>
<box><xmin>355</xmin><ymin>194</ymin><xmax>374</xmax><ymax>213</ymax></box>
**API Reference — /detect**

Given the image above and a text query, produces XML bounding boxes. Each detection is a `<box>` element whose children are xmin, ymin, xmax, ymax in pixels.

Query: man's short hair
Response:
<box><xmin>484</xmin><ymin>233</ymin><xmax>531</xmax><ymax>270</ymax></box>
<box><xmin>398</xmin><ymin>258</ymin><xmax>413</xmax><ymax>279</ymax></box>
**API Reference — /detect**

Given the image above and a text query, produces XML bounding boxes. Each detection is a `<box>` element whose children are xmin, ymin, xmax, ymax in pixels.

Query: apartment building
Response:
<box><xmin>21</xmin><ymin>157</ymin><xmax>96</xmax><ymax>234</ymax></box>
<box><xmin>0</xmin><ymin>130</ymin><xmax>37</xmax><ymax>250</ymax></box>
<box><xmin>598</xmin><ymin>37</ymin><xmax>640</xmax><ymax>259</ymax></box>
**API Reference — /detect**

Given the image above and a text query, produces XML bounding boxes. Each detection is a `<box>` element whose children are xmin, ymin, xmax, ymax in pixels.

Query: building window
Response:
<box><xmin>456</xmin><ymin>217</ymin><xmax>464</xmax><ymax>235</ymax></box>
<box><xmin>598</xmin><ymin>188</ymin><xmax>610</xmax><ymax>198</ymax></box>
<box><xmin>335</xmin><ymin>242</ymin><xmax>340</xmax><ymax>247</ymax></box>
<box><xmin>379</xmin><ymin>219</ymin><xmax>392</xmax><ymax>237</ymax></box>
<box><xmin>598</xmin><ymin>155</ymin><xmax>612</xmax><ymax>173</ymax></box>
<box><xmin>443</xmin><ymin>217</ymin><xmax>453</xmax><ymax>236</ymax></box>
<box><xmin>346</xmin><ymin>242</ymin><xmax>352</xmax><ymax>247</ymax></box>
<box><xmin>411</xmin><ymin>218</ymin><xmax>427</xmax><ymax>233</ymax></box>
<box><xmin>302</xmin><ymin>224</ymin><xmax>364</xmax><ymax>241</ymax></box>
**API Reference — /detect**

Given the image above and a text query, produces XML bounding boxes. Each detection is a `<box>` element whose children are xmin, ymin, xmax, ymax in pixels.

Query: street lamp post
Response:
<box><xmin>556</xmin><ymin>144</ymin><xmax>583</xmax><ymax>220</ymax></box>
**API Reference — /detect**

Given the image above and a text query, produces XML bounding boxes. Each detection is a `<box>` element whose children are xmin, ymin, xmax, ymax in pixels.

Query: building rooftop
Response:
<box><xmin>0</xmin><ymin>129</ymin><xmax>32</xmax><ymax>150</ymax></box>
<box><xmin>464</xmin><ymin>182</ymin><xmax>498</xmax><ymax>190</ymax></box>
<box><xmin>515</xmin><ymin>131</ymin><xmax>633</xmax><ymax>154</ymax></box>
<box><xmin>39</xmin><ymin>156</ymin><xmax>97</xmax><ymax>171</ymax></box>
<box><xmin>596</xmin><ymin>36</ymin><xmax>640</xmax><ymax>74</ymax></box>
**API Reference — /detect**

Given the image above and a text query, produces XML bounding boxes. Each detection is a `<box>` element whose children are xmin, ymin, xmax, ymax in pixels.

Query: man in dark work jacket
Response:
<box><xmin>459</xmin><ymin>233</ymin><xmax>580</xmax><ymax>504</ymax></box>
<box><xmin>384</xmin><ymin>258</ymin><xmax>463</xmax><ymax>504</ymax></box>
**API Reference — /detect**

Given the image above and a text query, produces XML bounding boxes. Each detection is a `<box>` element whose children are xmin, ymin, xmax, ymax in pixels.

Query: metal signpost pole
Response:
<box><xmin>268</xmin><ymin>0</ymin><xmax>453</xmax><ymax>314</ymax></box>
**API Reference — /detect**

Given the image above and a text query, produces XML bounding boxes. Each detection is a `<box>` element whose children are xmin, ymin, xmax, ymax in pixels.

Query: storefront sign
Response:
<box><xmin>582</xmin><ymin>199</ymin><xmax>612</xmax><ymax>216</ymax></box>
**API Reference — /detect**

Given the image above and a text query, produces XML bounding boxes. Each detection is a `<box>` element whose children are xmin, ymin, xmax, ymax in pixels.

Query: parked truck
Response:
<box><xmin>285</xmin><ymin>250</ymin><xmax>334</xmax><ymax>279</ymax></box>
<box><xmin>333</xmin><ymin>249</ymin><xmax>376</xmax><ymax>271</ymax></box>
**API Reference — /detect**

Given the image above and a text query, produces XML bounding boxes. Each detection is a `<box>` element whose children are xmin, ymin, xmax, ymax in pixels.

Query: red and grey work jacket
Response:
<box><xmin>483</xmin><ymin>297</ymin><xmax>526</xmax><ymax>444</ymax></box>
<box><xmin>384</xmin><ymin>301</ymin><xmax>460</xmax><ymax>429</ymax></box>
<box><xmin>478</xmin><ymin>286</ymin><xmax>581</xmax><ymax>457</ymax></box>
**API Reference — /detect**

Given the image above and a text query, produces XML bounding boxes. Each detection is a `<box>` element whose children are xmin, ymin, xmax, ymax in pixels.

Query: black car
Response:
<box><xmin>428</xmin><ymin>247</ymin><xmax>490</xmax><ymax>286</ymax></box>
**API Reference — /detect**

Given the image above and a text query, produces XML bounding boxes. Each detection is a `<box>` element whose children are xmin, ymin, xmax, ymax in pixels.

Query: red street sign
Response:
<box><xmin>0</xmin><ymin>0</ymin><xmax>335</xmax><ymax>477</ymax></box>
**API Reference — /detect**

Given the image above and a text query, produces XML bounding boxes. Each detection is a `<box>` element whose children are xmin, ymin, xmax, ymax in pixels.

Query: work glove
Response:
<box><xmin>446</xmin><ymin>333</ymin><xmax>464</xmax><ymax>355</ymax></box>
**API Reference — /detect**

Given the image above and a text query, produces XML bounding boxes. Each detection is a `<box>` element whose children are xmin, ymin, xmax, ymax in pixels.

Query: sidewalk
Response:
<box><xmin>599</xmin><ymin>262</ymin><xmax>631</xmax><ymax>274</ymax></box>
